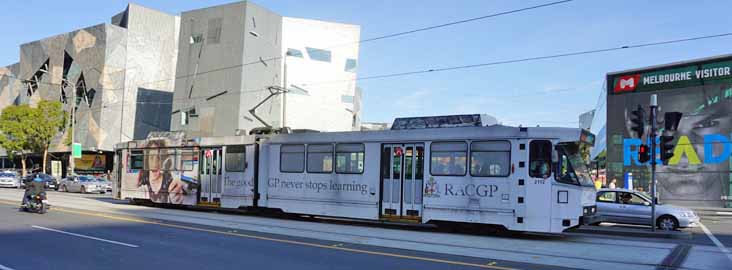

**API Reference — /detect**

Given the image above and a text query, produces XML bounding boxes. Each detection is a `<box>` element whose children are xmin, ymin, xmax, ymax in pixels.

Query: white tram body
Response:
<box><xmin>114</xmin><ymin>123</ymin><xmax>597</xmax><ymax>234</ymax></box>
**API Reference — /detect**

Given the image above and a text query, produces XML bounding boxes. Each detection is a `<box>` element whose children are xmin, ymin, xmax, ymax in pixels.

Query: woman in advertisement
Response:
<box><xmin>137</xmin><ymin>139</ymin><xmax>188</xmax><ymax>204</ymax></box>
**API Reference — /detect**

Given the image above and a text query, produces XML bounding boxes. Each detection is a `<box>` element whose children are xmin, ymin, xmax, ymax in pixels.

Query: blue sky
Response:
<box><xmin>1</xmin><ymin>0</ymin><xmax>731</xmax><ymax>127</ymax></box>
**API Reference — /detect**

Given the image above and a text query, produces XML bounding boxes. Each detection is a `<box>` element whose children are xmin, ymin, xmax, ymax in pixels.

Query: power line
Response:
<box><xmin>0</xmin><ymin>0</ymin><xmax>574</xmax><ymax>92</ymax></box>
<box><xmin>301</xmin><ymin>32</ymin><xmax>732</xmax><ymax>86</ymax></box>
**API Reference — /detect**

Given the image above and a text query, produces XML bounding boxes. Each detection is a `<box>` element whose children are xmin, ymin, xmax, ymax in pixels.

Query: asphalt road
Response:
<box><xmin>0</xmin><ymin>202</ymin><xmax>567</xmax><ymax>270</ymax></box>
<box><xmin>42</xmin><ymin>190</ymin><xmax>732</xmax><ymax>248</ymax></box>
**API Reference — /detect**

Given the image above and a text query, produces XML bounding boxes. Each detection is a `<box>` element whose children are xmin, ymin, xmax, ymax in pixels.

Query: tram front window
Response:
<box><xmin>556</xmin><ymin>143</ymin><xmax>594</xmax><ymax>187</ymax></box>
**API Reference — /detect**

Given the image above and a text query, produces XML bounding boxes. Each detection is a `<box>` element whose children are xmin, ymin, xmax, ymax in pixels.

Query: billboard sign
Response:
<box><xmin>607</xmin><ymin>55</ymin><xmax>732</xmax><ymax>207</ymax></box>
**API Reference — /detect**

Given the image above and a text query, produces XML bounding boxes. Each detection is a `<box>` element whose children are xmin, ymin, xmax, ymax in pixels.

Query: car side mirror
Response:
<box><xmin>643</xmin><ymin>201</ymin><xmax>650</xmax><ymax>206</ymax></box>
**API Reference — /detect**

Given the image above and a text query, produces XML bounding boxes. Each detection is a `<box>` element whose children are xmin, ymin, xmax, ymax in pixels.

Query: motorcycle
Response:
<box><xmin>22</xmin><ymin>192</ymin><xmax>48</xmax><ymax>214</ymax></box>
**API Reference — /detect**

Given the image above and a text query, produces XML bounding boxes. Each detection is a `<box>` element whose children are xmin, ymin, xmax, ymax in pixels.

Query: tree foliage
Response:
<box><xmin>0</xmin><ymin>100</ymin><xmax>67</xmax><ymax>175</ymax></box>
<box><xmin>0</xmin><ymin>104</ymin><xmax>35</xmax><ymax>158</ymax></box>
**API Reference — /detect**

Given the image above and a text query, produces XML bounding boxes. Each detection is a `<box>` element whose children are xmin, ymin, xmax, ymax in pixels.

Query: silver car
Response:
<box><xmin>596</xmin><ymin>188</ymin><xmax>700</xmax><ymax>230</ymax></box>
<box><xmin>0</xmin><ymin>172</ymin><xmax>20</xmax><ymax>188</ymax></box>
<box><xmin>59</xmin><ymin>175</ymin><xmax>106</xmax><ymax>194</ymax></box>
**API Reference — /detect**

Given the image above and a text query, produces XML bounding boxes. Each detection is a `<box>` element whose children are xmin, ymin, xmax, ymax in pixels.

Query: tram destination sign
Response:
<box><xmin>610</xmin><ymin>59</ymin><xmax>732</xmax><ymax>94</ymax></box>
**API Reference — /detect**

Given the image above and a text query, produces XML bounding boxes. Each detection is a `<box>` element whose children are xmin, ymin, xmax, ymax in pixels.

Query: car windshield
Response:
<box><xmin>557</xmin><ymin>142</ymin><xmax>594</xmax><ymax>187</ymax></box>
<box><xmin>78</xmin><ymin>176</ymin><xmax>95</xmax><ymax>182</ymax></box>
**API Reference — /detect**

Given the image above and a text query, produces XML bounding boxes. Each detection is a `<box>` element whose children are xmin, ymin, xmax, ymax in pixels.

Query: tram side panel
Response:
<box><xmin>119</xmin><ymin>145</ymin><xmax>200</xmax><ymax>206</ymax></box>
<box><xmin>421</xmin><ymin>141</ymin><xmax>515</xmax><ymax>228</ymax></box>
<box><xmin>259</xmin><ymin>143</ymin><xmax>380</xmax><ymax>220</ymax></box>
<box><xmin>219</xmin><ymin>145</ymin><xmax>257</xmax><ymax>208</ymax></box>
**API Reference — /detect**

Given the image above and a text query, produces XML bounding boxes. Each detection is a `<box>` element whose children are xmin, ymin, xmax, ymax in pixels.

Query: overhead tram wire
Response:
<box><xmin>0</xmin><ymin>0</ymin><xmax>574</xmax><ymax>93</ymax></box>
<box><xmin>301</xmin><ymin>32</ymin><xmax>732</xmax><ymax>86</ymax></box>
<box><xmin>8</xmin><ymin>31</ymin><xmax>732</xmax><ymax>112</ymax></box>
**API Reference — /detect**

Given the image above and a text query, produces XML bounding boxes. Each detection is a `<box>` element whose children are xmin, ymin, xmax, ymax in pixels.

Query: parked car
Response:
<box><xmin>96</xmin><ymin>177</ymin><xmax>112</xmax><ymax>192</ymax></box>
<box><xmin>22</xmin><ymin>173</ymin><xmax>59</xmax><ymax>190</ymax></box>
<box><xmin>0</xmin><ymin>171</ymin><xmax>20</xmax><ymax>188</ymax></box>
<box><xmin>595</xmin><ymin>188</ymin><xmax>700</xmax><ymax>230</ymax></box>
<box><xmin>59</xmin><ymin>175</ymin><xmax>106</xmax><ymax>194</ymax></box>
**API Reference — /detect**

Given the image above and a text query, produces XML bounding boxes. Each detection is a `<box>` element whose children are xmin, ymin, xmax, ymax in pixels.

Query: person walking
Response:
<box><xmin>609</xmin><ymin>178</ymin><xmax>617</xmax><ymax>189</ymax></box>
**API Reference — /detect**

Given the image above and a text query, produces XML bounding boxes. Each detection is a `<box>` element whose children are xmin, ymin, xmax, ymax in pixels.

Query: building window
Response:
<box><xmin>336</xmin><ymin>143</ymin><xmax>364</xmax><ymax>174</ymax></box>
<box><xmin>307</xmin><ymin>144</ymin><xmax>333</xmax><ymax>173</ymax></box>
<box><xmin>470</xmin><ymin>141</ymin><xmax>510</xmax><ymax>177</ymax></box>
<box><xmin>345</xmin><ymin>58</ymin><xmax>357</xmax><ymax>72</ymax></box>
<box><xmin>280</xmin><ymin>144</ymin><xmax>305</xmax><ymax>173</ymax></box>
<box><xmin>430</xmin><ymin>142</ymin><xmax>467</xmax><ymax>176</ymax></box>
<box><xmin>225</xmin><ymin>145</ymin><xmax>246</xmax><ymax>172</ymax></box>
<box><xmin>207</xmin><ymin>18</ymin><xmax>222</xmax><ymax>44</ymax></box>
<box><xmin>306</xmin><ymin>47</ymin><xmax>331</xmax><ymax>62</ymax></box>
<box><xmin>286</xmin><ymin>48</ymin><xmax>303</xmax><ymax>58</ymax></box>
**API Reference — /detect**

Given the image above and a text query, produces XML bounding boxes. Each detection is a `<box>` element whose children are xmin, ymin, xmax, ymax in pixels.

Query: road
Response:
<box><xmin>0</xmin><ymin>195</ymin><xmax>556</xmax><ymax>270</ymax></box>
<box><xmin>0</xmin><ymin>188</ymin><xmax>731</xmax><ymax>270</ymax></box>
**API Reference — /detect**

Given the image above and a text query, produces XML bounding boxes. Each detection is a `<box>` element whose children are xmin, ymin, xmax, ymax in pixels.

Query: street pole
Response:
<box><xmin>650</xmin><ymin>94</ymin><xmax>657</xmax><ymax>232</ymax></box>
<box><xmin>67</xmin><ymin>80</ymin><xmax>76</xmax><ymax>176</ymax></box>
<box><xmin>282</xmin><ymin>55</ymin><xmax>287</xmax><ymax>129</ymax></box>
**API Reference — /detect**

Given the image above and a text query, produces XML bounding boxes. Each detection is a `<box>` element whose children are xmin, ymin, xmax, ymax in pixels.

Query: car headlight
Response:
<box><xmin>679</xmin><ymin>212</ymin><xmax>694</xmax><ymax>217</ymax></box>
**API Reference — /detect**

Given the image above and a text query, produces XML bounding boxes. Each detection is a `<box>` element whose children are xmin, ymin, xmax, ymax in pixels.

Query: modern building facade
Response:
<box><xmin>578</xmin><ymin>109</ymin><xmax>594</xmax><ymax>130</ymax></box>
<box><xmin>2</xmin><ymin>4</ymin><xmax>179</xmax><ymax>175</ymax></box>
<box><xmin>603</xmin><ymin>54</ymin><xmax>732</xmax><ymax>208</ymax></box>
<box><xmin>170</xmin><ymin>2</ymin><xmax>362</xmax><ymax>137</ymax></box>
<box><xmin>0</xmin><ymin>1</ymin><xmax>363</xmax><ymax>175</ymax></box>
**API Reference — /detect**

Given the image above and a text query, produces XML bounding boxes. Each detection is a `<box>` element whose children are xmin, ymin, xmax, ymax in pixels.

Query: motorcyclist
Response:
<box><xmin>21</xmin><ymin>174</ymin><xmax>45</xmax><ymax>207</ymax></box>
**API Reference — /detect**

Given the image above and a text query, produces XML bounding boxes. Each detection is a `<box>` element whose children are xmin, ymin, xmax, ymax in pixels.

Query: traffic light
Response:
<box><xmin>660</xmin><ymin>136</ymin><xmax>675</xmax><ymax>165</ymax></box>
<box><xmin>659</xmin><ymin>112</ymin><xmax>683</xmax><ymax>165</ymax></box>
<box><xmin>630</xmin><ymin>105</ymin><xmax>646</xmax><ymax>138</ymax></box>
<box><xmin>638</xmin><ymin>144</ymin><xmax>650</xmax><ymax>163</ymax></box>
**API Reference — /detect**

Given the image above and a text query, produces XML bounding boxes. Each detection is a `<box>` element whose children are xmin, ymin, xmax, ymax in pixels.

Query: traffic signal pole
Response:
<box><xmin>650</xmin><ymin>94</ymin><xmax>658</xmax><ymax>232</ymax></box>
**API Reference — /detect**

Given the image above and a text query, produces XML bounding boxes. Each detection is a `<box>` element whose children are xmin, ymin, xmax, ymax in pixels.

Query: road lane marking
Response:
<box><xmin>0</xmin><ymin>263</ymin><xmax>16</xmax><ymax>270</ymax></box>
<box><xmin>699</xmin><ymin>222</ymin><xmax>732</xmax><ymax>263</ymax></box>
<box><xmin>44</xmin><ymin>207</ymin><xmax>516</xmax><ymax>270</ymax></box>
<box><xmin>31</xmin><ymin>225</ymin><xmax>139</xmax><ymax>248</ymax></box>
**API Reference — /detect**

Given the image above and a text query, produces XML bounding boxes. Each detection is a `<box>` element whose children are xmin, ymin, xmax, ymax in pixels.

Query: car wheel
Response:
<box><xmin>80</xmin><ymin>186</ymin><xmax>86</xmax><ymax>194</ymax></box>
<box><xmin>657</xmin><ymin>215</ymin><xmax>679</xmax><ymax>231</ymax></box>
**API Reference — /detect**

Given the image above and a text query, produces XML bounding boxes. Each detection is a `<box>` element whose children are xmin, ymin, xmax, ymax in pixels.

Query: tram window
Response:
<box><xmin>307</xmin><ymin>144</ymin><xmax>333</xmax><ymax>173</ymax></box>
<box><xmin>129</xmin><ymin>151</ymin><xmax>144</xmax><ymax>170</ymax></box>
<box><xmin>529</xmin><ymin>140</ymin><xmax>552</xmax><ymax>178</ymax></box>
<box><xmin>280</xmin><ymin>144</ymin><xmax>305</xmax><ymax>173</ymax></box>
<box><xmin>415</xmin><ymin>146</ymin><xmax>424</xmax><ymax>180</ymax></box>
<box><xmin>144</xmin><ymin>149</ymin><xmax>160</xmax><ymax>171</ymax></box>
<box><xmin>470</xmin><ymin>141</ymin><xmax>510</xmax><ymax>177</ymax></box>
<box><xmin>179</xmin><ymin>149</ymin><xmax>195</xmax><ymax>171</ymax></box>
<box><xmin>336</xmin><ymin>143</ymin><xmax>364</xmax><ymax>174</ymax></box>
<box><xmin>159</xmin><ymin>149</ymin><xmax>176</xmax><ymax>171</ymax></box>
<box><xmin>430</xmin><ymin>142</ymin><xmax>467</xmax><ymax>176</ymax></box>
<box><xmin>225</xmin><ymin>145</ymin><xmax>246</xmax><ymax>172</ymax></box>
<box><xmin>381</xmin><ymin>147</ymin><xmax>391</xmax><ymax>178</ymax></box>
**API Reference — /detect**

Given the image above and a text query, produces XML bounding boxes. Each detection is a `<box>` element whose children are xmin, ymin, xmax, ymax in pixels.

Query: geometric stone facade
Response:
<box><xmin>11</xmin><ymin>4</ymin><xmax>179</xmax><ymax>152</ymax></box>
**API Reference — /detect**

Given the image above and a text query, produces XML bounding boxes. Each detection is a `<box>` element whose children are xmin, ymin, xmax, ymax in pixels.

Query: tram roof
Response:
<box><xmin>263</xmin><ymin>125</ymin><xmax>586</xmax><ymax>144</ymax></box>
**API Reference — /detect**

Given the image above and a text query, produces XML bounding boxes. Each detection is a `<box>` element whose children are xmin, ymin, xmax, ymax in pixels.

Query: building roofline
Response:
<box><xmin>607</xmin><ymin>54</ymin><xmax>732</xmax><ymax>76</ymax></box>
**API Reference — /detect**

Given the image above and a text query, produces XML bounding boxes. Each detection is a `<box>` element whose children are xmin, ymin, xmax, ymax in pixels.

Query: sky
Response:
<box><xmin>1</xmin><ymin>0</ymin><xmax>731</xmax><ymax>127</ymax></box>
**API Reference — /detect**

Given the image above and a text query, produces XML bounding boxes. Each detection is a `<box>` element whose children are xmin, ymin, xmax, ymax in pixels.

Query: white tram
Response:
<box><xmin>113</xmin><ymin>116</ymin><xmax>598</xmax><ymax>233</ymax></box>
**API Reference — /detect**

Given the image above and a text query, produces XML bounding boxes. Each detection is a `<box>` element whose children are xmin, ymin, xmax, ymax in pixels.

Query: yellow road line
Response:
<box><xmin>1</xmin><ymin>200</ymin><xmax>517</xmax><ymax>270</ymax></box>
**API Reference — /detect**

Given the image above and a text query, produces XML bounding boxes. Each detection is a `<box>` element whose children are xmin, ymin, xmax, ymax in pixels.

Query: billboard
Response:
<box><xmin>74</xmin><ymin>154</ymin><xmax>107</xmax><ymax>172</ymax></box>
<box><xmin>607</xmin><ymin>55</ymin><xmax>732</xmax><ymax>207</ymax></box>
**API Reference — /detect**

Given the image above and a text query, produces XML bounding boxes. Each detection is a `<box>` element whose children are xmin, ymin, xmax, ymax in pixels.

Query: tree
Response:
<box><xmin>30</xmin><ymin>100</ymin><xmax>67</xmax><ymax>174</ymax></box>
<box><xmin>0</xmin><ymin>105</ymin><xmax>35</xmax><ymax>177</ymax></box>
<box><xmin>0</xmin><ymin>101</ymin><xmax>67</xmax><ymax>177</ymax></box>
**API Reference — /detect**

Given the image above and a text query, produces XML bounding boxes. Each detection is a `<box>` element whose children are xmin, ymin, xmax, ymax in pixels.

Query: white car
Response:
<box><xmin>0</xmin><ymin>172</ymin><xmax>20</xmax><ymax>188</ymax></box>
<box><xmin>59</xmin><ymin>175</ymin><xmax>106</xmax><ymax>194</ymax></box>
<box><xmin>596</xmin><ymin>188</ymin><xmax>700</xmax><ymax>230</ymax></box>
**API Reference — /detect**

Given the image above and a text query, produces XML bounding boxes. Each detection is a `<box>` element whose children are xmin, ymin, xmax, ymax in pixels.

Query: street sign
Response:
<box><xmin>72</xmin><ymin>143</ymin><xmax>82</xmax><ymax>158</ymax></box>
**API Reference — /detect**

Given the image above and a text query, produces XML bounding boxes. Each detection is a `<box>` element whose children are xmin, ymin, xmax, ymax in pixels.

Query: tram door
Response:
<box><xmin>199</xmin><ymin>148</ymin><xmax>223</xmax><ymax>204</ymax></box>
<box><xmin>381</xmin><ymin>144</ymin><xmax>424</xmax><ymax>219</ymax></box>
